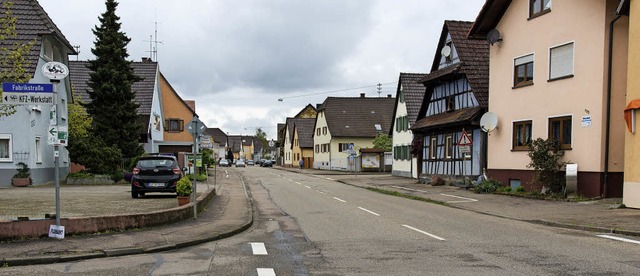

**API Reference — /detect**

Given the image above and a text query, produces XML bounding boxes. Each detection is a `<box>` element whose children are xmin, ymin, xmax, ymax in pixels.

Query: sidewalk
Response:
<box><xmin>278</xmin><ymin>166</ymin><xmax>640</xmax><ymax>236</ymax></box>
<box><xmin>0</xmin><ymin>169</ymin><xmax>252</xmax><ymax>266</ymax></box>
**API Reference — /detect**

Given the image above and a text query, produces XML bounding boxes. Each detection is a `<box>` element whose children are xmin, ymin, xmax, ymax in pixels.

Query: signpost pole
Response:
<box><xmin>52</xmin><ymin>80</ymin><xmax>61</xmax><ymax>227</ymax></box>
<box><xmin>192</xmin><ymin>120</ymin><xmax>198</xmax><ymax>220</ymax></box>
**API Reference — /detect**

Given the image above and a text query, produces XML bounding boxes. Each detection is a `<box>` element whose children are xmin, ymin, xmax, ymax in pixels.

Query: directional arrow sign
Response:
<box><xmin>48</xmin><ymin>126</ymin><xmax>58</xmax><ymax>145</ymax></box>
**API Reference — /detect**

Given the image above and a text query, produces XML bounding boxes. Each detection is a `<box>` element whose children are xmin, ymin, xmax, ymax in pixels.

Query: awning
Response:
<box><xmin>624</xmin><ymin>99</ymin><xmax>640</xmax><ymax>133</ymax></box>
<box><xmin>411</xmin><ymin>107</ymin><xmax>483</xmax><ymax>132</ymax></box>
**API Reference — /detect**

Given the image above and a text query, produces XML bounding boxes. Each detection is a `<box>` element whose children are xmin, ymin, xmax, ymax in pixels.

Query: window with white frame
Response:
<box><xmin>0</xmin><ymin>134</ymin><xmax>11</xmax><ymax>161</ymax></box>
<box><xmin>35</xmin><ymin>136</ymin><xmax>42</xmax><ymax>163</ymax></box>
<box><xmin>549</xmin><ymin>42</ymin><xmax>574</xmax><ymax>80</ymax></box>
<box><xmin>514</xmin><ymin>54</ymin><xmax>534</xmax><ymax>87</ymax></box>
<box><xmin>445</xmin><ymin>134</ymin><xmax>453</xmax><ymax>159</ymax></box>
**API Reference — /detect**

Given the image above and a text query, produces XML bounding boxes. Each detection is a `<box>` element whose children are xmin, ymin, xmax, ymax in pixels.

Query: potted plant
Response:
<box><xmin>176</xmin><ymin>177</ymin><xmax>192</xmax><ymax>206</ymax></box>
<box><xmin>12</xmin><ymin>162</ymin><xmax>31</xmax><ymax>187</ymax></box>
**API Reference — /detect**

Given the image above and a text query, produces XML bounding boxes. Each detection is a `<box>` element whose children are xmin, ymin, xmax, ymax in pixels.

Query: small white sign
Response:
<box><xmin>582</xmin><ymin>116</ymin><xmax>592</xmax><ymax>127</ymax></box>
<box><xmin>42</xmin><ymin>62</ymin><xmax>69</xmax><ymax>80</ymax></box>
<box><xmin>458</xmin><ymin>145</ymin><xmax>471</xmax><ymax>154</ymax></box>
<box><xmin>48</xmin><ymin>125</ymin><xmax>57</xmax><ymax>145</ymax></box>
<box><xmin>48</xmin><ymin>225</ymin><xmax>65</xmax><ymax>239</ymax></box>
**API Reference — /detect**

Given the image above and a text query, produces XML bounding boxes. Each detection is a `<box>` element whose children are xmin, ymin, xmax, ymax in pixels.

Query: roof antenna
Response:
<box><xmin>377</xmin><ymin>83</ymin><xmax>382</xmax><ymax>97</ymax></box>
<box><xmin>144</xmin><ymin>21</ymin><xmax>163</xmax><ymax>61</ymax></box>
<box><xmin>72</xmin><ymin>45</ymin><xmax>80</xmax><ymax>61</ymax></box>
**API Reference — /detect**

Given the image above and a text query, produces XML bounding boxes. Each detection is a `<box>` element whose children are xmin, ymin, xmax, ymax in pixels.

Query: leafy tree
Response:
<box><xmin>255</xmin><ymin>127</ymin><xmax>268</xmax><ymax>155</ymax></box>
<box><xmin>67</xmin><ymin>88</ymin><xmax>93</xmax><ymax>163</ymax></box>
<box><xmin>84</xmin><ymin>0</ymin><xmax>142</xmax><ymax>158</ymax></box>
<box><xmin>373</xmin><ymin>133</ymin><xmax>392</xmax><ymax>152</ymax></box>
<box><xmin>226</xmin><ymin>148</ymin><xmax>234</xmax><ymax>163</ymax></box>
<box><xmin>201</xmin><ymin>148</ymin><xmax>214</xmax><ymax>167</ymax></box>
<box><xmin>72</xmin><ymin>134</ymin><xmax>122</xmax><ymax>174</ymax></box>
<box><xmin>527</xmin><ymin>138</ymin><xmax>569</xmax><ymax>194</ymax></box>
<box><xmin>0</xmin><ymin>2</ymin><xmax>35</xmax><ymax>117</ymax></box>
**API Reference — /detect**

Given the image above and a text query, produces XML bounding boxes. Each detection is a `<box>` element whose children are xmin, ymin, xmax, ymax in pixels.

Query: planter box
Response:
<box><xmin>11</xmin><ymin>178</ymin><xmax>30</xmax><ymax>187</ymax></box>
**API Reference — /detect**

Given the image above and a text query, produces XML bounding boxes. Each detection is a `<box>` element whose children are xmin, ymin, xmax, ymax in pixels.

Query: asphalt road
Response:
<box><xmin>2</xmin><ymin>166</ymin><xmax>639</xmax><ymax>275</ymax></box>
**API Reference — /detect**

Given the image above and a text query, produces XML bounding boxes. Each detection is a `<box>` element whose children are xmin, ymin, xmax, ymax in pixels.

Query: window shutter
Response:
<box><xmin>179</xmin><ymin>120</ymin><xmax>184</xmax><ymax>131</ymax></box>
<box><xmin>164</xmin><ymin>120</ymin><xmax>169</xmax><ymax>131</ymax></box>
<box><xmin>515</xmin><ymin>54</ymin><xmax>534</xmax><ymax>66</ymax></box>
<box><xmin>550</xmin><ymin>43</ymin><xmax>573</xmax><ymax>79</ymax></box>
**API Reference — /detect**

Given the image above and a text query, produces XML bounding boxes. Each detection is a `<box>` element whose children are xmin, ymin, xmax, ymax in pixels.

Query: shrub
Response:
<box><xmin>496</xmin><ymin>186</ymin><xmax>512</xmax><ymax>193</ymax></box>
<box><xmin>527</xmin><ymin>138</ymin><xmax>569</xmax><ymax>194</ymax></box>
<box><xmin>110</xmin><ymin>170</ymin><xmax>124</xmax><ymax>182</ymax></box>
<box><xmin>13</xmin><ymin>162</ymin><xmax>30</xmax><ymax>178</ymax></box>
<box><xmin>474</xmin><ymin>179</ymin><xmax>503</xmax><ymax>194</ymax></box>
<box><xmin>186</xmin><ymin>173</ymin><xmax>207</xmax><ymax>181</ymax></box>
<box><xmin>516</xmin><ymin>186</ymin><xmax>526</xmax><ymax>193</ymax></box>
<box><xmin>176</xmin><ymin>177</ymin><xmax>192</xmax><ymax>197</ymax></box>
<box><xmin>67</xmin><ymin>171</ymin><xmax>93</xmax><ymax>178</ymax></box>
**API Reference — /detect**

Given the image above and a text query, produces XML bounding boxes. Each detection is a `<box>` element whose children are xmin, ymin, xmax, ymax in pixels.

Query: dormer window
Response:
<box><xmin>529</xmin><ymin>0</ymin><xmax>551</xmax><ymax>19</ymax></box>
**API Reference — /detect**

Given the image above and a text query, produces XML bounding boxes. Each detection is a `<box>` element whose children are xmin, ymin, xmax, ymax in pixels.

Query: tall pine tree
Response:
<box><xmin>84</xmin><ymin>0</ymin><xmax>143</xmax><ymax>158</ymax></box>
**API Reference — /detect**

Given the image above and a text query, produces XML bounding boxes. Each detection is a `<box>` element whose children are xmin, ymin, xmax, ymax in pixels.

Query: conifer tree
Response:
<box><xmin>84</xmin><ymin>0</ymin><xmax>142</xmax><ymax>158</ymax></box>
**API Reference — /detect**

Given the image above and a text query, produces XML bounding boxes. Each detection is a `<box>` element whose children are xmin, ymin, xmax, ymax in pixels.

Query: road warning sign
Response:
<box><xmin>458</xmin><ymin>130</ymin><xmax>473</xmax><ymax>146</ymax></box>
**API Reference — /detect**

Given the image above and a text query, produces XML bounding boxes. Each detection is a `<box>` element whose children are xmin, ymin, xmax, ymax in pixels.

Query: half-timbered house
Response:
<box><xmin>411</xmin><ymin>20</ymin><xmax>489</xmax><ymax>179</ymax></box>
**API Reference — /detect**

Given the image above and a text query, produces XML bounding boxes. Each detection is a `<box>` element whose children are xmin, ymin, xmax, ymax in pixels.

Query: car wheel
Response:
<box><xmin>139</xmin><ymin>192</ymin><xmax>145</xmax><ymax>197</ymax></box>
<box><xmin>131</xmin><ymin>190</ymin><xmax>138</xmax><ymax>198</ymax></box>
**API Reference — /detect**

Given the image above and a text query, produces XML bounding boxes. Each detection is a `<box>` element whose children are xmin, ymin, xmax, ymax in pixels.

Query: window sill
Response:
<box><xmin>512</xmin><ymin>82</ymin><xmax>534</xmax><ymax>89</ymax></box>
<box><xmin>528</xmin><ymin>9</ymin><xmax>551</xmax><ymax>20</ymax></box>
<box><xmin>548</xmin><ymin>75</ymin><xmax>574</xmax><ymax>82</ymax></box>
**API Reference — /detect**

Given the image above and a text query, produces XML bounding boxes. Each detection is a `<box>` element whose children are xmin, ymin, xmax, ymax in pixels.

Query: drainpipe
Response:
<box><xmin>604</xmin><ymin>15</ymin><xmax>622</xmax><ymax>198</ymax></box>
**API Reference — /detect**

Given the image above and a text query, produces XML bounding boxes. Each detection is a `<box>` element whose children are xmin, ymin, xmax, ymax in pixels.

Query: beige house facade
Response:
<box><xmin>469</xmin><ymin>0</ymin><xmax>628</xmax><ymax>197</ymax></box>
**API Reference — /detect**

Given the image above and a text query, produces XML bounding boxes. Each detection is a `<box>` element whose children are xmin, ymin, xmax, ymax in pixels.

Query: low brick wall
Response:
<box><xmin>0</xmin><ymin>188</ymin><xmax>216</xmax><ymax>241</ymax></box>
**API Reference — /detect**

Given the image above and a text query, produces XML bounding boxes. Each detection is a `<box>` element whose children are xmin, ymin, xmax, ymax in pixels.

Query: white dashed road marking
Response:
<box><xmin>402</xmin><ymin>224</ymin><xmax>446</xmax><ymax>241</ymax></box>
<box><xmin>257</xmin><ymin>268</ymin><xmax>276</xmax><ymax>276</ymax></box>
<box><xmin>250</xmin><ymin>242</ymin><xmax>268</xmax><ymax>255</ymax></box>
<box><xmin>440</xmin><ymin>193</ymin><xmax>478</xmax><ymax>203</ymax></box>
<box><xmin>597</xmin><ymin>234</ymin><xmax>640</xmax><ymax>245</ymax></box>
<box><xmin>305</xmin><ymin>185</ymin><xmax>311</xmax><ymax>189</ymax></box>
<box><xmin>358</xmin><ymin>207</ymin><xmax>380</xmax><ymax>216</ymax></box>
<box><xmin>333</xmin><ymin>197</ymin><xmax>346</xmax><ymax>203</ymax></box>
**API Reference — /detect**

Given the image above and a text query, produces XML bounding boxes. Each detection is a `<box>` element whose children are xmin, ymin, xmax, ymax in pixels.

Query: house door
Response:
<box><xmin>304</xmin><ymin>157</ymin><xmax>313</xmax><ymax>169</ymax></box>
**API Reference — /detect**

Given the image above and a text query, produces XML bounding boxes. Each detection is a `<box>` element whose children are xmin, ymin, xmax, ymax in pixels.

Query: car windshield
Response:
<box><xmin>138</xmin><ymin>159</ymin><xmax>175</xmax><ymax>168</ymax></box>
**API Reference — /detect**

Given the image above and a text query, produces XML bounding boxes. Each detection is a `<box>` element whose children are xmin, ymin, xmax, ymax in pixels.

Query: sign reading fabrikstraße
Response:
<box><xmin>1</xmin><ymin>82</ymin><xmax>55</xmax><ymax>105</ymax></box>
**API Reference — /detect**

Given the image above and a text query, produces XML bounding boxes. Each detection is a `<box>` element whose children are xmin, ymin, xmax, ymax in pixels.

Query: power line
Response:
<box><xmin>277</xmin><ymin>81</ymin><xmax>397</xmax><ymax>101</ymax></box>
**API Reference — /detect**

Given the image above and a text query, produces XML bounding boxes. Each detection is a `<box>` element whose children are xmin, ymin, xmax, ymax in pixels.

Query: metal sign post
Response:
<box><xmin>42</xmin><ymin>61</ymin><xmax>69</xmax><ymax>239</ymax></box>
<box><xmin>187</xmin><ymin>115</ymin><xmax>206</xmax><ymax>219</ymax></box>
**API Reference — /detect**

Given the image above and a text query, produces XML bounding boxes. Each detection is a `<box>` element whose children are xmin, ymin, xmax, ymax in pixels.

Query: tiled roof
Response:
<box><xmin>294</xmin><ymin>118</ymin><xmax>316</xmax><ymax>148</ymax></box>
<box><xmin>468</xmin><ymin>0</ymin><xmax>513</xmax><ymax>38</ymax></box>
<box><xmin>425</xmin><ymin>21</ymin><xmax>489</xmax><ymax>108</ymax></box>
<box><xmin>412</xmin><ymin>106</ymin><xmax>483</xmax><ymax>131</ymax></box>
<box><xmin>1</xmin><ymin>0</ymin><xmax>75</xmax><ymax>78</ymax></box>
<box><xmin>320</xmin><ymin>96</ymin><xmax>396</xmax><ymax>138</ymax></box>
<box><xmin>227</xmin><ymin>136</ymin><xmax>242</xmax><ymax>152</ymax></box>
<box><xmin>69</xmin><ymin>60</ymin><xmax>159</xmax><ymax>115</ymax></box>
<box><xmin>396</xmin><ymin>72</ymin><xmax>427</xmax><ymax>127</ymax></box>
<box><xmin>204</xmin><ymin>128</ymin><xmax>227</xmax><ymax>145</ymax></box>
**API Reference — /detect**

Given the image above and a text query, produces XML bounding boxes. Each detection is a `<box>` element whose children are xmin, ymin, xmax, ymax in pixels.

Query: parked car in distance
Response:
<box><xmin>219</xmin><ymin>159</ymin><xmax>230</xmax><ymax>167</ymax></box>
<box><xmin>246</xmin><ymin>159</ymin><xmax>254</xmax><ymax>166</ymax></box>
<box><xmin>131</xmin><ymin>156</ymin><xmax>182</xmax><ymax>198</ymax></box>
<box><xmin>236</xmin><ymin>159</ymin><xmax>246</xmax><ymax>167</ymax></box>
<box><xmin>260</xmin><ymin>160</ymin><xmax>272</xmax><ymax>167</ymax></box>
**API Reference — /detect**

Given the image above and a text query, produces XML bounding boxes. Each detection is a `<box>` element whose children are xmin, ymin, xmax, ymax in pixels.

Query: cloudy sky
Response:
<box><xmin>40</xmin><ymin>0</ymin><xmax>485</xmax><ymax>139</ymax></box>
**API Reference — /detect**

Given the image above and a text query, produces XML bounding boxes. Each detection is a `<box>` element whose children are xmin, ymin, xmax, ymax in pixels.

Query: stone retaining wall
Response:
<box><xmin>0</xmin><ymin>188</ymin><xmax>216</xmax><ymax>241</ymax></box>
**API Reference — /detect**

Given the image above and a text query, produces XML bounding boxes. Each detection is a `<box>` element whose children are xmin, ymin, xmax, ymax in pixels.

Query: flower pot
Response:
<box><xmin>177</xmin><ymin>196</ymin><xmax>190</xmax><ymax>206</ymax></box>
<box><xmin>12</xmin><ymin>177</ymin><xmax>31</xmax><ymax>187</ymax></box>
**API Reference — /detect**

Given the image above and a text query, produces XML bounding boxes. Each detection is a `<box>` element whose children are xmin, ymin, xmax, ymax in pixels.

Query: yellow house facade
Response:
<box><xmin>622</xmin><ymin>0</ymin><xmax>640</xmax><ymax>208</ymax></box>
<box><xmin>157</xmin><ymin>72</ymin><xmax>196</xmax><ymax>156</ymax></box>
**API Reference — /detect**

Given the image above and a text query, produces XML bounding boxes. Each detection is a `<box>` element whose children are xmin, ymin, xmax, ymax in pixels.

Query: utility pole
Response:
<box><xmin>377</xmin><ymin>83</ymin><xmax>382</xmax><ymax>97</ymax></box>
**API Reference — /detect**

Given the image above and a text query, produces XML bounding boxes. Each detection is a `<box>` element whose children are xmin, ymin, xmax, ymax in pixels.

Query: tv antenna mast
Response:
<box><xmin>144</xmin><ymin>21</ymin><xmax>163</xmax><ymax>61</ymax></box>
<box><xmin>377</xmin><ymin>83</ymin><xmax>382</xmax><ymax>97</ymax></box>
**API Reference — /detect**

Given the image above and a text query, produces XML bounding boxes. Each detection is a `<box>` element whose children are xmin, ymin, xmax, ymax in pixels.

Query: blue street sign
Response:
<box><xmin>2</xmin><ymin>83</ymin><xmax>54</xmax><ymax>93</ymax></box>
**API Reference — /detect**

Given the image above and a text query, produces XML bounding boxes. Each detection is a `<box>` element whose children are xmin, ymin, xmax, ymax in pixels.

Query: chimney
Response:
<box><xmin>360</xmin><ymin>93</ymin><xmax>365</xmax><ymax>98</ymax></box>
<box><xmin>185</xmin><ymin>100</ymin><xmax>196</xmax><ymax>112</ymax></box>
<box><xmin>141</xmin><ymin>57</ymin><xmax>152</xmax><ymax>63</ymax></box>
<box><xmin>387</xmin><ymin>94</ymin><xmax>392</xmax><ymax>98</ymax></box>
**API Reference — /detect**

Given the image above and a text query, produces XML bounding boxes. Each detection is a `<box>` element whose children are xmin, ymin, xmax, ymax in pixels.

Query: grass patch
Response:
<box><xmin>365</xmin><ymin>187</ymin><xmax>448</xmax><ymax>206</ymax></box>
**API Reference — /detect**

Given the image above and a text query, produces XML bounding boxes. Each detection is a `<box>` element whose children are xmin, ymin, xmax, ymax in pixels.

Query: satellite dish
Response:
<box><xmin>487</xmin><ymin>29</ymin><xmax>502</xmax><ymax>45</ymax></box>
<box><xmin>441</xmin><ymin>45</ymin><xmax>451</xmax><ymax>58</ymax></box>
<box><xmin>480</xmin><ymin>112</ymin><xmax>498</xmax><ymax>133</ymax></box>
